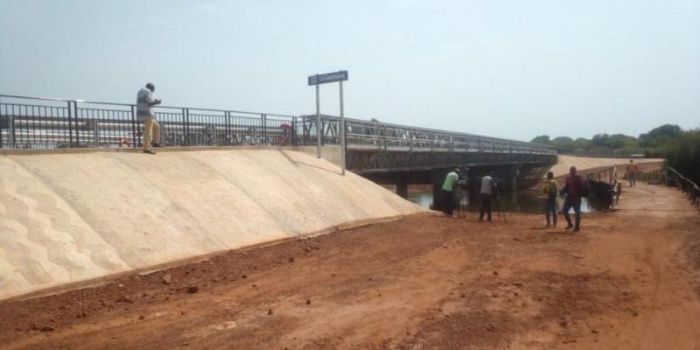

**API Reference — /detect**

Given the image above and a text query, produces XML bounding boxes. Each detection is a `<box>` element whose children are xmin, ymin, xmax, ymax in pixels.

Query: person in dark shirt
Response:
<box><xmin>560</xmin><ymin>166</ymin><xmax>584</xmax><ymax>232</ymax></box>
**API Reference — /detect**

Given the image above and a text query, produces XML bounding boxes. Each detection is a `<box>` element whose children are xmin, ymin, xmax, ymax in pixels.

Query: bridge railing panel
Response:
<box><xmin>0</xmin><ymin>95</ymin><xmax>297</xmax><ymax>150</ymax></box>
<box><xmin>75</xmin><ymin>102</ymin><xmax>134</xmax><ymax>148</ymax></box>
<box><xmin>666</xmin><ymin>166</ymin><xmax>700</xmax><ymax>206</ymax></box>
<box><xmin>0</xmin><ymin>99</ymin><xmax>74</xmax><ymax>149</ymax></box>
<box><xmin>342</xmin><ymin>117</ymin><xmax>554</xmax><ymax>155</ymax></box>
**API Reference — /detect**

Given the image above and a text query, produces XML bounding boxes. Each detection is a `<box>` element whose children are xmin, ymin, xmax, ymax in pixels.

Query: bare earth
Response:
<box><xmin>1</xmin><ymin>183</ymin><xmax>700</xmax><ymax>349</ymax></box>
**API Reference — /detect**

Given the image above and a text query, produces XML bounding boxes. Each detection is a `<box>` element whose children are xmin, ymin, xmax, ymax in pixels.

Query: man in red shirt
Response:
<box><xmin>561</xmin><ymin>166</ymin><xmax>584</xmax><ymax>232</ymax></box>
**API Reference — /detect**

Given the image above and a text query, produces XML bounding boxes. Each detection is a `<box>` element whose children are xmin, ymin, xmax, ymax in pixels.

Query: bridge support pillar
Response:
<box><xmin>396</xmin><ymin>174</ymin><xmax>408</xmax><ymax>199</ymax></box>
<box><xmin>511</xmin><ymin>164</ymin><xmax>521</xmax><ymax>203</ymax></box>
<box><xmin>511</xmin><ymin>164</ymin><xmax>521</xmax><ymax>194</ymax></box>
<box><xmin>431</xmin><ymin>170</ymin><xmax>444</xmax><ymax>211</ymax></box>
<box><xmin>432</xmin><ymin>183</ymin><xmax>442</xmax><ymax>211</ymax></box>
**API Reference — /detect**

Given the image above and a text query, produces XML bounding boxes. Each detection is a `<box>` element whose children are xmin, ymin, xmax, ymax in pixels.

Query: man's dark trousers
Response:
<box><xmin>562</xmin><ymin>196</ymin><xmax>582</xmax><ymax>229</ymax></box>
<box><xmin>443</xmin><ymin>190</ymin><xmax>455</xmax><ymax>216</ymax></box>
<box><xmin>479</xmin><ymin>193</ymin><xmax>492</xmax><ymax>221</ymax></box>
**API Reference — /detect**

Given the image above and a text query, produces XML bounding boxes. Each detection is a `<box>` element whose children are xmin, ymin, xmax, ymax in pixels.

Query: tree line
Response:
<box><xmin>531</xmin><ymin>124</ymin><xmax>700</xmax><ymax>184</ymax></box>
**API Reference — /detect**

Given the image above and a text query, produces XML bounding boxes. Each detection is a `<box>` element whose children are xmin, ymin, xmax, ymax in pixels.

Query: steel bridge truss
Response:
<box><xmin>298</xmin><ymin>115</ymin><xmax>556</xmax><ymax>172</ymax></box>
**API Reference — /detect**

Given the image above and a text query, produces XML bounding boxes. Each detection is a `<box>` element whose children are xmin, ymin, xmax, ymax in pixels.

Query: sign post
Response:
<box><xmin>315</xmin><ymin>84</ymin><xmax>320</xmax><ymax>159</ymax></box>
<box><xmin>339</xmin><ymin>80</ymin><xmax>345</xmax><ymax>175</ymax></box>
<box><xmin>308</xmin><ymin>70</ymin><xmax>349</xmax><ymax>175</ymax></box>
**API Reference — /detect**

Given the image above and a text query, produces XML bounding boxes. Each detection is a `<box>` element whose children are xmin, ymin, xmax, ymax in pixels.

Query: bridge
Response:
<box><xmin>0</xmin><ymin>94</ymin><xmax>556</xmax><ymax>203</ymax></box>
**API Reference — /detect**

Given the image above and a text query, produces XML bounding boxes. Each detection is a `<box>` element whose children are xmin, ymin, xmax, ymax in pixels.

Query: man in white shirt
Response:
<box><xmin>136</xmin><ymin>83</ymin><xmax>162</xmax><ymax>154</ymax></box>
<box><xmin>479</xmin><ymin>175</ymin><xmax>495</xmax><ymax>222</ymax></box>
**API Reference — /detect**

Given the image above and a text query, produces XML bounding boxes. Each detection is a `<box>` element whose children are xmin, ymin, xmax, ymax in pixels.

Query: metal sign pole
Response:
<box><xmin>339</xmin><ymin>81</ymin><xmax>346</xmax><ymax>175</ymax></box>
<box><xmin>308</xmin><ymin>71</ymin><xmax>348</xmax><ymax>161</ymax></box>
<box><xmin>316</xmin><ymin>82</ymin><xmax>321</xmax><ymax>158</ymax></box>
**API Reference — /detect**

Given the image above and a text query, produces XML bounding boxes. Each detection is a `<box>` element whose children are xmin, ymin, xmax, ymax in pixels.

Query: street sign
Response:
<box><xmin>308</xmin><ymin>71</ymin><xmax>349</xmax><ymax>86</ymax></box>
<box><xmin>308</xmin><ymin>69</ymin><xmax>349</xmax><ymax>175</ymax></box>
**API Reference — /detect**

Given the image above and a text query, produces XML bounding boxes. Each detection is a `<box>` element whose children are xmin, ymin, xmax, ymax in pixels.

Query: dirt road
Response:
<box><xmin>1</xmin><ymin>183</ymin><xmax>699</xmax><ymax>349</ymax></box>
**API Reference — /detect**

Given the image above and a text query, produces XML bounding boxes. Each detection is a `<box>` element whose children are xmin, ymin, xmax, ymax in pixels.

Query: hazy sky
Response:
<box><xmin>1</xmin><ymin>0</ymin><xmax>698</xmax><ymax>142</ymax></box>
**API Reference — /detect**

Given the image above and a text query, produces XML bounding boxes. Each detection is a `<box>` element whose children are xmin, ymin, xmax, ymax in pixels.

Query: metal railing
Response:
<box><xmin>666</xmin><ymin>166</ymin><xmax>700</xmax><ymax>206</ymax></box>
<box><xmin>298</xmin><ymin>114</ymin><xmax>556</xmax><ymax>155</ymax></box>
<box><xmin>557</xmin><ymin>149</ymin><xmax>647</xmax><ymax>159</ymax></box>
<box><xmin>1</xmin><ymin>94</ymin><xmax>555</xmax><ymax>156</ymax></box>
<box><xmin>0</xmin><ymin>95</ymin><xmax>298</xmax><ymax>149</ymax></box>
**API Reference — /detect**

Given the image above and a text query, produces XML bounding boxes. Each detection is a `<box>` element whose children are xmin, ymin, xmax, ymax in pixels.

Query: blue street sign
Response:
<box><xmin>308</xmin><ymin>71</ymin><xmax>349</xmax><ymax>86</ymax></box>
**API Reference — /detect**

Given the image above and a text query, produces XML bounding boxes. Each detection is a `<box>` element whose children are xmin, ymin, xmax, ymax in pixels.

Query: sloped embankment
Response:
<box><xmin>0</xmin><ymin>149</ymin><xmax>424</xmax><ymax>300</ymax></box>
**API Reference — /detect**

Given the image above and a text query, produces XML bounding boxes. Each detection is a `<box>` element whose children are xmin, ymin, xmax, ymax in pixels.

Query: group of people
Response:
<box><xmin>441</xmin><ymin>169</ymin><xmax>497</xmax><ymax>222</ymax></box>
<box><xmin>541</xmin><ymin>166</ymin><xmax>585</xmax><ymax>232</ymax></box>
<box><xmin>442</xmin><ymin>165</ymin><xmax>588</xmax><ymax>232</ymax></box>
<box><xmin>542</xmin><ymin>159</ymin><xmax>640</xmax><ymax>231</ymax></box>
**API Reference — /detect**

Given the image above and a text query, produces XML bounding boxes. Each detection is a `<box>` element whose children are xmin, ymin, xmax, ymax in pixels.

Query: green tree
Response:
<box><xmin>572</xmin><ymin>138</ymin><xmax>591</xmax><ymax>152</ymax></box>
<box><xmin>642</xmin><ymin>124</ymin><xmax>682</xmax><ymax>139</ymax></box>
<box><xmin>531</xmin><ymin>135</ymin><xmax>551</xmax><ymax>145</ymax></box>
<box><xmin>551</xmin><ymin>136</ymin><xmax>575</xmax><ymax>151</ymax></box>
<box><xmin>529</xmin><ymin>124</ymin><xmax>699</xmax><ymax>183</ymax></box>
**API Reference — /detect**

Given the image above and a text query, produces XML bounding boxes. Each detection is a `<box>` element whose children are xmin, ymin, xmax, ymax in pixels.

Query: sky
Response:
<box><xmin>1</xmin><ymin>0</ymin><xmax>698</xmax><ymax>142</ymax></box>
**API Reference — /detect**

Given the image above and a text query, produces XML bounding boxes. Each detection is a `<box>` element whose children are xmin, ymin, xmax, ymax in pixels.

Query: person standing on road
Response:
<box><xmin>479</xmin><ymin>174</ymin><xmax>495</xmax><ymax>222</ymax></box>
<box><xmin>560</xmin><ymin>166</ymin><xmax>584</xmax><ymax>232</ymax></box>
<box><xmin>626</xmin><ymin>159</ymin><xmax>639</xmax><ymax>187</ymax></box>
<box><xmin>542</xmin><ymin>171</ymin><xmax>558</xmax><ymax>227</ymax></box>
<box><xmin>137</xmin><ymin>83</ymin><xmax>162</xmax><ymax>154</ymax></box>
<box><xmin>441</xmin><ymin>168</ymin><xmax>461</xmax><ymax>217</ymax></box>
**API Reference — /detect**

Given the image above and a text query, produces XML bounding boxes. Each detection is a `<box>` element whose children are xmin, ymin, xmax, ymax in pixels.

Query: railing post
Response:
<box><xmin>93</xmin><ymin>118</ymin><xmax>99</xmax><ymax>148</ymax></box>
<box><xmin>67</xmin><ymin>100</ymin><xmax>75</xmax><ymax>147</ymax></box>
<box><xmin>262</xmin><ymin>114</ymin><xmax>267</xmax><ymax>146</ymax></box>
<box><xmin>9</xmin><ymin>113</ymin><xmax>16</xmax><ymax>149</ymax></box>
<box><xmin>184</xmin><ymin>108</ymin><xmax>189</xmax><ymax>147</ymax></box>
<box><xmin>225</xmin><ymin>111</ymin><xmax>231</xmax><ymax>146</ymax></box>
<box><xmin>131</xmin><ymin>105</ymin><xmax>138</xmax><ymax>148</ymax></box>
<box><xmin>73</xmin><ymin>101</ymin><xmax>81</xmax><ymax>147</ymax></box>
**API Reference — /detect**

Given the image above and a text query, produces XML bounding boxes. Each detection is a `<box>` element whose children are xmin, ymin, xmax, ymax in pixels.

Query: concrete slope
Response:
<box><xmin>0</xmin><ymin>149</ymin><xmax>425</xmax><ymax>300</ymax></box>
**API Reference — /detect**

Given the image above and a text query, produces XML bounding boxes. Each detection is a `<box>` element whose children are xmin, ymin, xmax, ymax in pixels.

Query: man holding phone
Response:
<box><xmin>136</xmin><ymin>82</ymin><xmax>162</xmax><ymax>154</ymax></box>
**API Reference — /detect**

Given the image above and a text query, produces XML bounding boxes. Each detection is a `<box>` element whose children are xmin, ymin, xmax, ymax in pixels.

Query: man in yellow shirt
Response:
<box><xmin>542</xmin><ymin>171</ymin><xmax>558</xmax><ymax>227</ymax></box>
